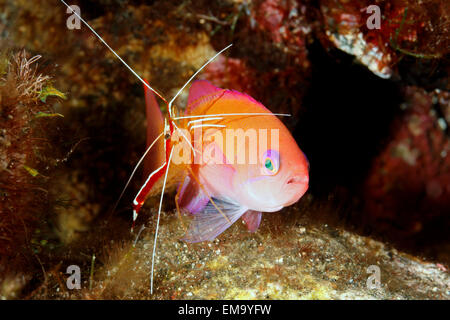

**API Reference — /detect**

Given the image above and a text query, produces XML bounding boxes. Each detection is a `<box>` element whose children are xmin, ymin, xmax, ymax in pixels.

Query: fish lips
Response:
<box><xmin>282</xmin><ymin>174</ymin><xmax>309</xmax><ymax>206</ymax></box>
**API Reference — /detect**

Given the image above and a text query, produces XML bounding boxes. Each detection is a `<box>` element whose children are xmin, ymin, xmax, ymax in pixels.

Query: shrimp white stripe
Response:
<box><xmin>133</xmin><ymin>119</ymin><xmax>168</xmax><ymax>220</ymax></box>
<box><xmin>133</xmin><ymin>161</ymin><xmax>167</xmax><ymax>220</ymax></box>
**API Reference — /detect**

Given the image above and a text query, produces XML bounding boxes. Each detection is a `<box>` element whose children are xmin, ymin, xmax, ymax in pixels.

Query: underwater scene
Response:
<box><xmin>0</xmin><ymin>0</ymin><xmax>449</xmax><ymax>300</ymax></box>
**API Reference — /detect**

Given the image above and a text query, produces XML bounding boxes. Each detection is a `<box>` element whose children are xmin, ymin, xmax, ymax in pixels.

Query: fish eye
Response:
<box><xmin>265</xmin><ymin>158</ymin><xmax>274</xmax><ymax>171</ymax></box>
<box><xmin>261</xmin><ymin>150</ymin><xmax>279</xmax><ymax>175</ymax></box>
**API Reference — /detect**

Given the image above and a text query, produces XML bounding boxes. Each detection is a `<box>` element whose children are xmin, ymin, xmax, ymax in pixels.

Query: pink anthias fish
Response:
<box><xmin>57</xmin><ymin>0</ymin><xmax>308</xmax><ymax>295</ymax></box>
<box><xmin>143</xmin><ymin>80</ymin><xmax>309</xmax><ymax>242</ymax></box>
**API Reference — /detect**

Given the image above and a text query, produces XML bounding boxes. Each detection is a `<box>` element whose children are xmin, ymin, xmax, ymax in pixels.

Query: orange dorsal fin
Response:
<box><xmin>186</xmin><ymin>80</ymin><xmax>226</xmax><ymax>115</ymax></box>
<box><xmin>186</xmin><ymin>80</ymin><xmax>271</xmax><ymax>118</ymax></box>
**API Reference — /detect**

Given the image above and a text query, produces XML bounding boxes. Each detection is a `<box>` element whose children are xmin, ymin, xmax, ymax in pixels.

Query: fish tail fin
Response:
<box><xmin>143</xmin><ymin>78</ymin><xmax>165</xmax><ymax>178</ymax></box>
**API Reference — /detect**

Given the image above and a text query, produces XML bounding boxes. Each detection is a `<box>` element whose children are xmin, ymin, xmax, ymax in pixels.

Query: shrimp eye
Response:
<box><xmin>261</xmin><ymin>149</ymin><xmax>279</xmax><ymax>175</ymax></box>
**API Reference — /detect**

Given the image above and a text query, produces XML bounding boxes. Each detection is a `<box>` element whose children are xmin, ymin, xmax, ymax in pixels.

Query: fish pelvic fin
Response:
<box><xmin>177</xmin><ymin>175</ymin><xmax>209</xmax><ymax>214</ymax></box>
<box><xmin>241</xmin><ymin>210</ymin><xmax>262</xmax><ymax>232</ymax></box>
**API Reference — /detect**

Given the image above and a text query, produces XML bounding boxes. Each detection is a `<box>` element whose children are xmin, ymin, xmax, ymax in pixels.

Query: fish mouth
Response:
<box><xmin>285</xmin><ymin>174</ymin><xmax>308</xmax><ymax>186</ymax></box>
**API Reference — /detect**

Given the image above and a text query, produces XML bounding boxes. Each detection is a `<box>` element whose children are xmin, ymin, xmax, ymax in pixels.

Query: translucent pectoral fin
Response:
<box><xmin>182</xmin><ymin>197</ymin><xmax>247</xmax><ymax>243</ymax></box>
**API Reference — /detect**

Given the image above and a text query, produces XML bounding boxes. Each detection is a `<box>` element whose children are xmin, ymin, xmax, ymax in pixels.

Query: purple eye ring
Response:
<box><xmin>261</xmin><ymin>149</ymin><xmax>280</xmax><ymax>175</ymax></box>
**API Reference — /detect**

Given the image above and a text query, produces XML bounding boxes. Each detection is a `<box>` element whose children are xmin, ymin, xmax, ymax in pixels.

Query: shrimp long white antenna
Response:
<box><xmin>172</xmin><ymin>122</ymin><xmax>197</xmax><ymax>156</ymax></box>
<box><xmin>59</xmin><ymin>0</ymin><xmax>168</xmax><ymax>106</ymax></box>
<box><xmin>187</xmin><ymin>117</ymin><xmax>224</xmax><ymax>127</ymax></box>
<box><xmin>190</xmin><ymin>124</ymin><xmax>226</xmax><ymax>131</ymax></box>
<box><xmin>168</xmin><ymin>44</ymin><xmax>233</xmax><ymax>115</ymax></box>
<box><xmin>150</xmin><ymin>147</ymin><xmax>175</xmax><ymax>294</ymax></box>
<box><xmin>111</xmin><ymin>132</ymin><xmax>164</xmax><ymax>214</ymax></box>
<box><xmin>133</xmin><ymin>225</ymin><xmax>146</xmax><ymax>247</ymax></box>
<box><xmin>174</xmin><ymin>112</ymin><xmax>292</xmax><ymax>120</ymax></box>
